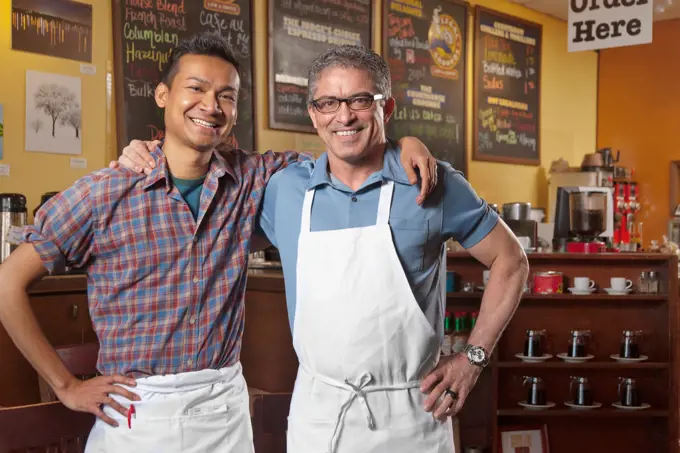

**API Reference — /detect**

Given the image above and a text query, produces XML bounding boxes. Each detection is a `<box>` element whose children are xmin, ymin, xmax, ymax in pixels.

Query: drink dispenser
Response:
<box><xmin>0</xmin><ymin>194</ymin><xmax>27</xmax><ymax>263</ymax></box>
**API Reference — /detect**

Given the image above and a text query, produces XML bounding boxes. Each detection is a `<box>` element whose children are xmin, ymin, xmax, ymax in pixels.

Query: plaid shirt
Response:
<box><xmin>23</xmin><ymin>146</ymin><xmax>301</xmax><ymax>377</ymax></box>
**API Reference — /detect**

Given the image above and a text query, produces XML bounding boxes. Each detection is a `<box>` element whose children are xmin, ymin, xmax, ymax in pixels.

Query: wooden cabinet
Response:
<box><xmin>0</xmin><ymin>275</ymin><xmax>95</xmax><ymax>407</ymax></box>
<box><xmin>447</xmin><ymin>252</ymin><xmax>679</xmax><ymax>453</ymax></box>
<box><xmin>241</xmin><ymin>270</ymin><xmax>298</xmax><ymax>393</ymax></box>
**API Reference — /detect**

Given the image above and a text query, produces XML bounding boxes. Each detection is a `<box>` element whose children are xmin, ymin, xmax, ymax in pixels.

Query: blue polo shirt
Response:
<box><xmin>257</xmin><ymin>143</ymin><xmax>499</xmax><ymax>339</ymax></box>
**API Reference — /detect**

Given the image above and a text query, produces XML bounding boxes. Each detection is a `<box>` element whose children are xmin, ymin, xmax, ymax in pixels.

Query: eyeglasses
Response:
<box><xmin>311</xmin><ymin>94</ymin><xmax>384</xmax><ymax>114</ymax></box>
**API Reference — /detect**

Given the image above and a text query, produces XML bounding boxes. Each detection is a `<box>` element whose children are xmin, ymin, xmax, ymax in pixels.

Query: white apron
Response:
<box><xmin>85</xmin><ymin>362</ymin><xmax>253</xmax><ymax>453</ymax></box>
<box><xmin>288</xmin><ymin>180</ymin><xmax>454</xmax><ymax>453</ymax></box>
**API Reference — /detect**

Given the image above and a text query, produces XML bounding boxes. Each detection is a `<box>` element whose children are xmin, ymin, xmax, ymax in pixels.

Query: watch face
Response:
<box><xmin>468</xmin><ymin>346</ymin><xmax>486</xmax><ymax>363</ymax></box>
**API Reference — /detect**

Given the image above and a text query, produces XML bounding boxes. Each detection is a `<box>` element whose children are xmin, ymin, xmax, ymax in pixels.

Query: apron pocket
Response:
<box><xmin>179</xmin><ymin>390</ymin><xmax>254</xmax><ymax>453</ymax></box>
<box><xmin>287</xmin><ymin>417</ymin><xmax>337</xmax><ymax>453</ymax></box>
<box><xmin>104</xmin><ymin>415</ymin><xmax>183</xmax><ymax>453</ymax></box>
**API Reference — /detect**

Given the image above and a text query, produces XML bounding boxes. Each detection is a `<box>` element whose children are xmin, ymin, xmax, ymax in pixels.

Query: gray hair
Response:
<box><xmin>306</xmin><ymin>45</ymin><xmax>392</xmax><ymax>104</ymax></box>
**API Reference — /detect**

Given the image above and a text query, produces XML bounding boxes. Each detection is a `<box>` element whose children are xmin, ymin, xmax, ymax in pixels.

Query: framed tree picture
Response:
<box><xmin>473</xmin><ymin>6</ymin><xmax>542</xmax><ymax>166</ymax></box>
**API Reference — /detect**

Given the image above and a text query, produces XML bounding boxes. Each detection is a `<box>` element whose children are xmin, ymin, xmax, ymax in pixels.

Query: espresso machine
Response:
<box><xmin>553</xmin><ymin>187</ymin><xmax>614</xmax><ymax>253</ymax></box>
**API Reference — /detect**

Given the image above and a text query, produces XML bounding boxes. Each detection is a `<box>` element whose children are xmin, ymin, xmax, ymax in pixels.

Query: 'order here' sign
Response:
<box><xmin>568</xmin><ymin>0</ymin><xmax>653</xmax><ymax>52</ymax></box>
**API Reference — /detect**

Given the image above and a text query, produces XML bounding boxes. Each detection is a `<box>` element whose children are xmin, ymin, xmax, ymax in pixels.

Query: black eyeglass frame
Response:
<box><xmin>310</xmin><ymin>93</ymin><xmax>385</xmax><ymax>113</ymax></box>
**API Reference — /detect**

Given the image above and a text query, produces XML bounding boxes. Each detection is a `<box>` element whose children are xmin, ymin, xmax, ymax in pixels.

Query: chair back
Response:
<box><xmin>0</xmin><ymin>402</ymin><xmax>95</xmax><ymax>453</ymax></box>
<box><xmin>40</xmin><ymin>343</ymin><xmax>99</xmax><ymax>403</ymax></box>
<box><xmin>56</xmin><ymin>343</ymin><xmax>99</xmax><ymax>377</ymax></box>
<box><xmin>251</xmin><ymin>392</ymin><xmax>292</xmax><ymax>453</ymax></box>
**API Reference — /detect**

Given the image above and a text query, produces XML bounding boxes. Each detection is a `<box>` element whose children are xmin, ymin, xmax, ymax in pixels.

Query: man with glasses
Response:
<box><xmin>256</xmin><ymin>45</ymin><xmax>528</xmax><ymax>453</ymax></box>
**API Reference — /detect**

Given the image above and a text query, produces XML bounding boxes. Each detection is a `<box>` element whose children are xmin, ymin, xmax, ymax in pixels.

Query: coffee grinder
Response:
<box><xmin>553</xmin><ymin>187</ymin><xmax>614</xmax><ymax>253</ymax></box>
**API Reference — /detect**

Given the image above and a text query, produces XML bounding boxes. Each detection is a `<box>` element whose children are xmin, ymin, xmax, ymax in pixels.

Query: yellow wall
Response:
<box><xmin>3</xmin><ymin>0</ymin><xmax>597</xmax><ymax>219</ymax></box>
<box><xmin>0</xmin><ymin>0</ymin><xmax>115</xmax><ymax>218</ymax></box>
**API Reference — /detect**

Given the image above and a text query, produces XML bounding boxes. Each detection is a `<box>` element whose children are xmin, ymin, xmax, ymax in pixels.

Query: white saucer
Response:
<box><xmin>604</xmin><ymin>288</ymin><xmax>632</xmax><ymax>295</ymax></box>
<box><xmin>568</xmin><ymin>287</ymin><xmax>596</xmax><ymax>295</ymax></box>
<box><xmin>557</xmin><ymin>352</ymin><xmax>594</xmax><ymax>363</ymax></box>
<box><xmin>515</xmin><ymin>353</ymin><xmax>553</xmax><ymax>363</ymax></box>
<box><xmin>610</xmin><ymin>354</ymin><xmax>648</xmax><ymax>363</ymax></box>
<box><xmin>518</xmin><ymin>400</ymin><xmax>555</xmax><ymax>410</ymax></box>
<box><xmin>612</xmin><ymin>402</ymin><xmax>651</xmax><ymax>410</ymax></box>
<box><xmin>564</xmin><ymin>401</ymin><xmax>602</xmax><ymax>410</ymax></box>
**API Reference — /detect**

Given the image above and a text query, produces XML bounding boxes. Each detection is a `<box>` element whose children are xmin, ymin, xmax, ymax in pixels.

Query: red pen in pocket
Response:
<box><xmin>127</xmin><ymin>404</ymin><xmax>136</xmax><ymax>429</ymax></box>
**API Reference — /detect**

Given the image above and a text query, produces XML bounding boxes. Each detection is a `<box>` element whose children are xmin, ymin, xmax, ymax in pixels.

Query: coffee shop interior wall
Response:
<box><xmin>254</xmin><ymin>0</ymin><xmax>598</xmax><ymax>212</ymax></box>
<box><xmin>597</xmin><ymin>19</ymin><xmax>680</xmax><ymax>246</ymax></box>
<box><xmin>2</xmin><ymin>0</ymin><xmax>596</xmax><ymax>221</ymax></box>
<box><xmin>0</xmin><ymin>0</ymin><xmax>115</xmax><ymax>219</ymax></box>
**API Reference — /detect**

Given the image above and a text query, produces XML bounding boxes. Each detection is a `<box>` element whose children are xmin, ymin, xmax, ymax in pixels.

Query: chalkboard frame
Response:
<box><xmin>267</xmin><ymin>0</ymin><xmax>375</xmax><ymax>134</ymax></box>
<box><xmin>472</xmin><ymin>6</ymin><xmax>542</xmax><ymax>166</ymax></box>
<box><xmin>381</xmin><ymin>0</ymin><xmax>470</xmax><ymax>177</ymax></box>
<box><xmin>110</xmin><ymin>0</ymin><xmax>257</xmax><ymax>154</ymax></box>
<box><xmin>111</xmin><ymin>0</ymin><xmax>128</xmax><ymax>154</ymax></box>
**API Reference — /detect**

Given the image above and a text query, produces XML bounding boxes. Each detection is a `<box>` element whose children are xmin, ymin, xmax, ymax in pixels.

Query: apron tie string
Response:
<box><xmin>328</xmin><ymin>372</ymin><xmax>375</xmax><ymax>453</ymax></box>
<box><xmin>298</xmin><ymin>365</ymin><xmax>422</xmax><ymax>453</ymax></box>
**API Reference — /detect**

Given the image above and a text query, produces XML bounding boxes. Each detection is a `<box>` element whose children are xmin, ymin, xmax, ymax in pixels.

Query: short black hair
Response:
<box><xmin>159</xmin><ymin>31</ymin><xmax>240</xmax><ymax>87</ymax></box>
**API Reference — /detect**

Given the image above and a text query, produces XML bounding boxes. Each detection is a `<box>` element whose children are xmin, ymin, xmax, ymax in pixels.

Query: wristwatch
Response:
<box><xmin>462</xmin><ymin>344</ymin><xmax>489</xmax><ymax>367</ymax></box>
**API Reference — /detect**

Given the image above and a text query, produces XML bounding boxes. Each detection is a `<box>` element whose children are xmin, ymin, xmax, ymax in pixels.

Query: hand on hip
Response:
<box><xmin>419</xmin><ymin>354</ymin><xmax>482</xmax><ymax>421</ymax></box>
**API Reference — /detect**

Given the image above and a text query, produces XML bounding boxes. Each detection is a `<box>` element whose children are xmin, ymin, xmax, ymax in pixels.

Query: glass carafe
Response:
<box><xmin>568</xmin><ymin>329</ymin><xmax>590</xmax><ymax>358</ymax></box>
<box><xmin>569</xmin><ymin>376</ymin><xmax>593</xmax><ymax>406</ymax></box>
<box><xmin>620</xmin><ymin>330</ymin><xmax>643</xmax><ymax>359</ymax></box>
<box><xmin>568</xmin><ymin>191</ymin><xmax>607</xmax><ymax>237</ymax></box>
<box><xmin>524</xmin><ymin>329</ymin><xmax>546</xmax><ymax>358</ymax></box>
<box><xmin>523</xmin><ymin>376</ymin><xmax>546</xmax><ymax>406</ymax></box>
<box><xmin>618</xmin><ymin>377</ymin><xmax>641</xmax><ymax>407</ymax></box>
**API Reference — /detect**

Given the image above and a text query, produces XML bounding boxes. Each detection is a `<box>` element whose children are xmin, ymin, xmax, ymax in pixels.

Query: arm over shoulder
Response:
<box><xmin>441</xmin><ymin>164</ymin><xmax>499</xmax><ymax>249</ymax></box>
<box><xmin>255</xmin><ymin>169</ymin><xmax>284</xmax><ymax>248</ymax></box>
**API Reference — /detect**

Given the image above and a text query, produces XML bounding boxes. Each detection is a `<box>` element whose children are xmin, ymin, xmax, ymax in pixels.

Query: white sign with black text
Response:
<box><xmin>568</xmin><ymin>0</ymin><xmax>653</xmax><ymax>52</ymax></box>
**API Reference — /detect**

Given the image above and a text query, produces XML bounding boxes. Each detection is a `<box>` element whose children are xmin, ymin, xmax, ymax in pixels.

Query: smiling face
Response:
<box><xmin>155</xmin><ymin>54</ymin><xmax>239</xmax><ymax>153</ymax></box>
<box><xmin>308</xmin><ymin>66</ymin><xmax>395</xmax><ymax>166</ymax></box>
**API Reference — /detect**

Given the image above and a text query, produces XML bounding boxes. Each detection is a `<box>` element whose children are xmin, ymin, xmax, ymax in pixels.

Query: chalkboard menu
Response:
<box><xmin>268</xmin><ymin>0</ymin><xmax>372</xmax><ymax>133</ymax></box>
<box><xmin>473</xmin><ymin>7</ymin><xmax>541</xmax><ymax>165</ymax></box>
<box><xmin>112</xmin><ymin>0</ymin><xmax>254</xmax><ymax>152</ymax></box>
<box><xmin>383</xmin><ymin>0</ymin><xmax>468</xmax><ymax>176</ymax></box>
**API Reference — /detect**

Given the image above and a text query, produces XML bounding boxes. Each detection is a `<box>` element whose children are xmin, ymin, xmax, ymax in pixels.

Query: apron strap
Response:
<box><xmin>301</xmin><ymin>188</ymin><xmax>316</xmax><ymax>233</ymax></box>
<box><xmin>301</xmin><ymin>180</ymin><xmax>395</xmax><ymax>233</ymax></box>
<box><xmin>376</xmin><ymin>180</ymin><xmax>394</xmax><ymax>225</ymax></box>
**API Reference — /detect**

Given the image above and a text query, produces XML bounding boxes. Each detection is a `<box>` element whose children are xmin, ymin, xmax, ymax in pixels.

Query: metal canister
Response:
<box><xmin>0</xmin><ymin>194</ymin><xmax>27</xmax><ymax>263</ymax></box>
<box><xmin>532</xmin><ymin>271</ymin><xmax>564</xmax><ymax>294</ymax></box>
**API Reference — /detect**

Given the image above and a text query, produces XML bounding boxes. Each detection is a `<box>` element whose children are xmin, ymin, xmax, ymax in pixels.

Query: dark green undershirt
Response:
<box><xmin>170</xmin><ymin>174</ymin><xmax>206</xmax><ymax>220</ymax></box>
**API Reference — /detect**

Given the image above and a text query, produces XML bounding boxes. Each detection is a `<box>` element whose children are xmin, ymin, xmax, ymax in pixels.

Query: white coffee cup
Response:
<box><xmin>517</xmin><ymin>236</ymin><xmax>531</xmax><ymax>249</ymax></box>
<box><xmin>573</xmin><ymin>277</ymin><xmax>595</xmax><ymax>290</ymax></box>
<box><xmin>611</xmin><ymin>277</ymin><xmax>633</xmax><ymax>291</ymax></box>
<box><xmin>483</xmin><ymin>270</ymin><xmax>491</xmax><ymax>286</ymax></box>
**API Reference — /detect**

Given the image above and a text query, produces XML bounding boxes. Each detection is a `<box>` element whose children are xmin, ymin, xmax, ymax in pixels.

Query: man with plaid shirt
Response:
<box><xmin>0</xmin><ymin>33</ymin><xmax>437</xmax><ymax>453</ymax></box>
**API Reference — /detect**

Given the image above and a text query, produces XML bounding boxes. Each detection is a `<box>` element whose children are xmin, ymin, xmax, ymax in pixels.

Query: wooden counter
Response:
<box><xmin>241</xmin><ymin>269</ymin><xmax>298</xmax><ymax>393</ymax></box>
<box><xmin>2</xmin><ymin>254</ymin><xmax>677</xmax><ymax>453</ymax></box>
<box><xmin>0</xmin><ymin>270</ymin><xmax>294</xmax><ymax>407</ymax></box>
<box><xmin>0</xmin><ymin>274</ymin><xmax>95</xmax><ymax>407</ymax></box>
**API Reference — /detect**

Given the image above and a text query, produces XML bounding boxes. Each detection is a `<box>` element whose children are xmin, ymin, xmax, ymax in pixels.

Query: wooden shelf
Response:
<box><xmin>498</xmin><ymin>408</ymin><xmax>668</xmax><ymax>418</ymax></box>
<box><xmin>496</xmin><ymin>361</ymin><xmax>669</xmax><ymax>369</ymax></box>
<box><xmin>447</xmin><ymin>292</ymin><xmax>668</xmax><ymax>301</ymax></box>
<box><xmin>448</xmin><ymin>251</ymin><xmax>674</xmax><ymax>262</ymax></box>
<box><xmin>446</xmin><ymin>251</ymin><xmax>678</xmax><ymax>452</ymax></box>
